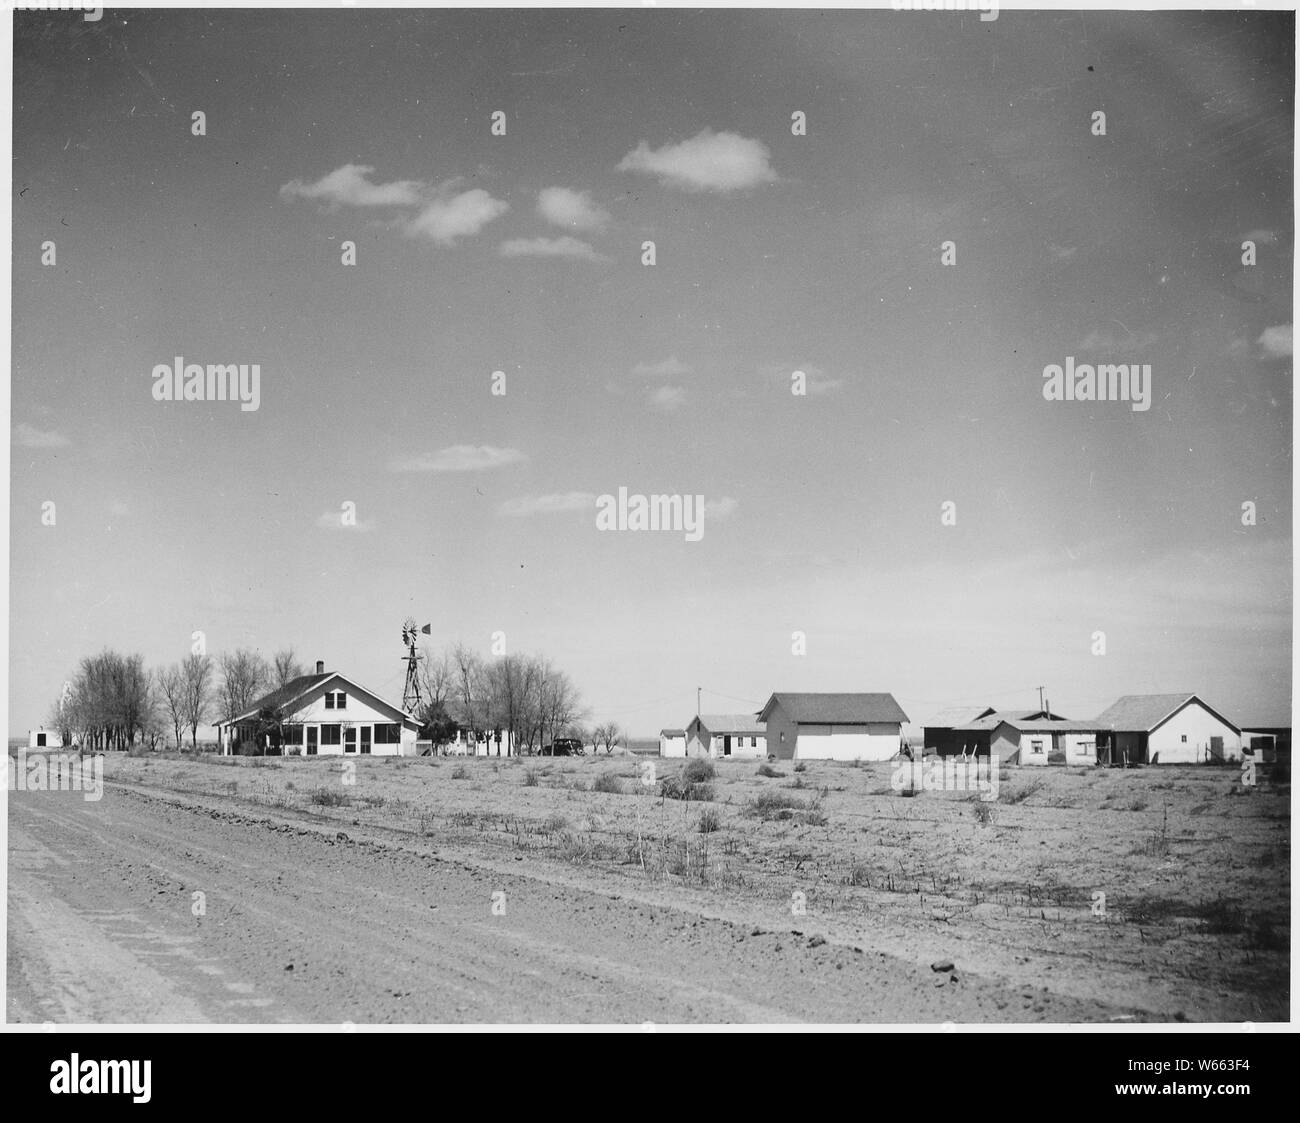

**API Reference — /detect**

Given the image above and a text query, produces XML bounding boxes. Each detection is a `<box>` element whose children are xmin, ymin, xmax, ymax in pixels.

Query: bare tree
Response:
<box><xmin>593</xmin><ymin>721</ymin><xmax>624</xmax><ymax>755</ymax></box>
<box><xmin>181</xmin><ymin>652</ymin><xmax>214</xmax><ymax>749</ymax></box>
<box><xmin>271</xmin><ymin>649</ymin><xmax>304</xmax><ymax>690</ymax></box>
<box><xmin>217</xmin><ymin>649</ymin><xmax>270</xmax><ymax>725</ymax></box>
<box><xmin>535</xmin><ymin>662</ymin><xmax>588</xmax><ymax>752</ymax></box>
<box><xmin>46</xmin><ymin>683</ymin><xmax>77</xmax><ymax>747</ymax></box>
<box><xmin>418</xmin><ymin>647</ymin><xmax>454</xmax><ymax>709</ymax></box>
<box><xmin>158</xmin><ymin>664</ymin><xmax>187</xmax><ymax>749</ymax></box>
<box><xmin>450</xmin><ymin>642</ymin><xmax>487</xmax><ymax>740</ymax></box>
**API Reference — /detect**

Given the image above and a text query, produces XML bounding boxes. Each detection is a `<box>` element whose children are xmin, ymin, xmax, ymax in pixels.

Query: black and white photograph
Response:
<box><xmin>4</xmin><ymin>1</ymin><xmax>1293</xmax><ymax>1044</ymax></box>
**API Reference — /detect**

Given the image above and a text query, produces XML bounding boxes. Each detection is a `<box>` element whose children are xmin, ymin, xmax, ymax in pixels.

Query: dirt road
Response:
<box><xmin>8</xmin><ymin>781</ymin><xmax>1143</xmax><ymax>1024</ymax></box>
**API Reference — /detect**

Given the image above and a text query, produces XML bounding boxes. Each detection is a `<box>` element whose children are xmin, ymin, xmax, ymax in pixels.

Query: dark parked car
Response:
<box><xmin>542</xmin><ymin>738</ymin><xmax>585</xmax><ymax>756</ymax></box>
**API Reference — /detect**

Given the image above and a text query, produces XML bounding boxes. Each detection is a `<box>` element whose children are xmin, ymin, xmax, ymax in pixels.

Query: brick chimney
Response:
<box><xmin>315</xmin><ymin>660</ymin><xmax>325</xmax><ymax>674</ymax></box>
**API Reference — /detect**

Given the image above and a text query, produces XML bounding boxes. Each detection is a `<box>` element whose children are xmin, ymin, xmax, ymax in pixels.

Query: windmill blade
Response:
<box><xmin>421</xmin><ymin>623</ymin><xmax>432</xmax><ymax>635</ymax></box>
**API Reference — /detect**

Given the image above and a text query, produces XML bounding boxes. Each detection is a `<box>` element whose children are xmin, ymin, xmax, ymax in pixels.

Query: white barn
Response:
<box><xmin>659</xmin><ymin>728</ymin><xmax>687</xmax><ymax>757</ymax></box>
<box><xmin>759</xmin><ymin>692</ymin><xmax>909</xmax><ymax>762</ymax></box>
<box><xmin>1094</xmin><ymin>693</ymin><xmax>1242</xmax><ymax>765</ymax></box>
<box><xmin>684</xmin><ymin>714</ymin><xmax>766</xmax><ymax>759</ymax></box>
<box><xmin>27</xmin><ymin>729</ymin><xmax>64</xmax><ymax>749</ymax></box>
<box><xmin>216</xmin><ymin>661</ymin><xmax>421</xmax><ymax>756</ymax></box>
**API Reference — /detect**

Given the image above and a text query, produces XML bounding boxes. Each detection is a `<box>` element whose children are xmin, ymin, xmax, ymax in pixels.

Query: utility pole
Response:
<box><xmin>1037</xmin><ymin>685</ymin><xmax>1045</xmax><ymax>714</ymax></box>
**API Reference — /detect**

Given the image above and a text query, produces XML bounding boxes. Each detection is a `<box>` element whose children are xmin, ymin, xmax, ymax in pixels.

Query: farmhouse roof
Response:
<box><xmin>693</xmin><ymin>713</ymin><xmax>765</xmax><ymax>735</ymax></box>
<box><xmin>927</xmin><ymin>705</ymin><xmax>997</xmax><ymax>727</ymax></box>
<box><xmin>952</xmin><ymin>708</ymin><xmax>1074</xmax><ymax>731</ymax></box>
<box><xmin>1000</xmin><ymin>719</ymin><xmax>1109</xmax><ymax>733</ymax></box>
<box><xmin>1093</xmin><ymin>693</ymin><xmax>1240</xmax><ymax>734</ymax></box>
<box><xmin>760</xmin><ymin>692</ymin><xmax>909</xmax><ymax>725</ymax></box>
<box><xmin>220</xmin><ymin>671</ymin><xmax>418</xmax><ymax>727</ymax></box>
<box><xmin>660</xmin><ymin>728</ymin><xmax>686</xmax><ymax>737</ymax></box>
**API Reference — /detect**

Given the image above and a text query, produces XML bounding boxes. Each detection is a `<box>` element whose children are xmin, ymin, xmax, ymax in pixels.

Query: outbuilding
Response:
<box><xmin>659</xmin><ymin>728</ymin><xmax>687</xmax><ymax>758</ymax></box>
<box><xmin>759</xmin><ymin>692</ymin><xmax>909</xmax><ymax>762</ymax></box>
<box><xmin>1093</xmin><ymin>694</ymin><xmax>1242</xmax><ymax>765</ymax></box>
<box><xmin>683</xmin><ymin>714</ymin><xmax>766</xmax><ymax>759</ymax></box>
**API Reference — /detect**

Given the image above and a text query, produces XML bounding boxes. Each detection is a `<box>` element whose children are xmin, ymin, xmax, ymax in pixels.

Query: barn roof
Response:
<box><xmin>760</xmin><ymin>692</ymin><xmax>909</xmax><ymax>725</ymax></box>
<box><xmin>692</xmin><ymin>713</ymin><xmax>765</xmax><ymax>735</ymax></box>
<box><xmin>1093</xmin><ymin>693</ymin><xmax>1240</xmax><ymax>734</ymax></box>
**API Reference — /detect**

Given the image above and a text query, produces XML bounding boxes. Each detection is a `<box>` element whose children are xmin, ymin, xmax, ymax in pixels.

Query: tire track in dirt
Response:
<box><xmin>8</xmin><ymin>785</ymin><xmax>1146</xmax><ymax>1023</ymax></box>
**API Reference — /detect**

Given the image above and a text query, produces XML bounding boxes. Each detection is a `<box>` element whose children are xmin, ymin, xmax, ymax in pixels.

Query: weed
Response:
<box><xmin>698</xmin><ymin>807</ymin><xmax>722</xmax><ymax>834</ymax></box>
<box><xmin>683</xmin><ymin>758</ymin><xmax>715</xmax><ymax>783</ymax></box>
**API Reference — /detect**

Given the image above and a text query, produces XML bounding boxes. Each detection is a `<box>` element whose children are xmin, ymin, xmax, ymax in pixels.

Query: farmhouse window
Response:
<box><xmin>1181</xmin><ymin>734</ymin><xmax>1187</xmax><ymax>742</ymax></box>
<box><xmin>335</xmin><ymin>692</ymin><xmax>347</xmax><ymax>708</ymax></box>
<box><xmin>344</xmin><ymin>728</ymin><xmax>357</xmax><ymax>753</ymax></box>
<box><xmin>324</xmin><ymin>693</ymin><xmax>335</xmax><ymax>709</ymax></box>
<box><xmin>374</xmin><ymin>723</ymin><xmax>400</xmax><ymax>744</ymax></box>
<box><xmin>283</xmin><ymin>726</ymin><xmax>304</xmax><ymax>745</ymax></box>
<box><xmin>320</xmin><ymin>724</ymin><xmax>342</xmax><ymax>746</ymax></box>
<box><xmin>1030</xmin><ymin>740</ymin><xmax>1044</xmax><ymax>754</ymax></box>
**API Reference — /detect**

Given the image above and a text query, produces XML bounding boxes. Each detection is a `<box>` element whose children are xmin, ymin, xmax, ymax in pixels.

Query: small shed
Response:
<box><xmin>659</xmin><ymin>728</ymin><xmax>687</xmax><ymax>758</ymax></box>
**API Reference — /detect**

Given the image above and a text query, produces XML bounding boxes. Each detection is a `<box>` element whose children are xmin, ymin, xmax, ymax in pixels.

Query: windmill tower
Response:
<box><xmin>401</xmin><ymin>617</ymin><xmax>431</xmax><ymax>715</ymax></box>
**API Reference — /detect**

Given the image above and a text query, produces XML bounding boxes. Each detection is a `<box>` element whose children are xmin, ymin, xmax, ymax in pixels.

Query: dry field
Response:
<box><xmin>7</xmin><ymin>749</ymin><xmax>1289</xmax><ymax>1023</ymax></box>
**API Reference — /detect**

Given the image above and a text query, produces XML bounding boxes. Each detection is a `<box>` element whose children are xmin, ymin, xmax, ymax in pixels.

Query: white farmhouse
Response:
<box><xmin>684</xmin><ymin>714</ymin><xmax>766</xmax><ymax>759</ymax></box>
<box><xmin>27</xmin><ymin>729</ymin><xmax>64</xmax><ymax>749</ymax></box>
<box><xmin>216</xmin><ymin>661</ymin><xmax>421</xmax><ymax>756</ymax></box>
<box><xmin>759</xmin><ymin>693</ymin><xmax>909</xmax><ymax>762</ymax></box>
<box><xmin>1094</xmin><ymin>694</ymin><xmax>1242</xmax><ymax>765</ymax></box>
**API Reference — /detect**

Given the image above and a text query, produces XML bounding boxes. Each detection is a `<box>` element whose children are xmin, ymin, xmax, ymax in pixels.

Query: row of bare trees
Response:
<box><xmin>418</xmin><ymin>643</ymin><xmax>593</xmax><ymax>753</ymax></box>
<box><xmin>49</xmin><ymin>647</ymin><xmax>305</xmax><ymax>751</ymax></box>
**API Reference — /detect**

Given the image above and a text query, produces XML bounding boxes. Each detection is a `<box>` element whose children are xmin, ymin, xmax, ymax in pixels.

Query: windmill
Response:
<box><xmin>401</xmin><ymin>617</ymin><xmax>432</xmax><ymax>715</ymax></box>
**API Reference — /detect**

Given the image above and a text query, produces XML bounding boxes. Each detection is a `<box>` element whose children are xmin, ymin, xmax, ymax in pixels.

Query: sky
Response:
<box><xmin>8</xmin><ymin>7</ymin><xmax>1294</xmax><ymax>737</ymax></box>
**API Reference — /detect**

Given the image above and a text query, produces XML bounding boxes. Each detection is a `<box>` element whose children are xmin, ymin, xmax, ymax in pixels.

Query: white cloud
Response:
<box><xmin>499</xmin><ymin>491</ymin><xmax>596</xmax><ymax>517</ymax></box>
<box><xmin>537</xmin><ymin>187</ymin><xmax>610</xmax><ymax>231</ymax></box>
<box><xmin>499</xmin><ymin>236</ymin><xmax>606</xmax><ymax>262</ymax></box>
<box><xmin>279</xmin><ymin>164</ymin><xmax>424</xmax><ymax>208</ymax></box>
<box><xmin>405</xmin><ymin>188</ymin><xmax>509</xmax><ymax>245</ymax></box>
<box><xmin>15</xmin><ymin>423</ymin><xmax>69</xmax><ymax>448</ymax></box>
<box><xmin>649</xmin><ymin>385</ymin><xmax>687</xmax><ymax>412</ymax></box>
<box><xmin>391</xmin><ymin>445</ymin><xmax>526</xmax><ymax>473</ymax></box>
<box><xmin>1078</xmin><ymin>326</ymin><xmax>1159</xmax><ymax>354</ymax></box>
<box><xmin>617</xmin><ymin>128</ymin><xmax>778</xmax><ymax>193</ymax></box>
<box><xmin>704</xmin><ymin>497</ymin><xmax>738</xmax><ymax>520</ymax></box>
<box><xmin>1258</xmin><ymin>324</ymin><xmax>1292</xmax><ymax>360</ymax></box>
<box><xmin>633</xmin><ymin>357</ymin><xmax>692</xmax><ymax>378</ymax></box>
